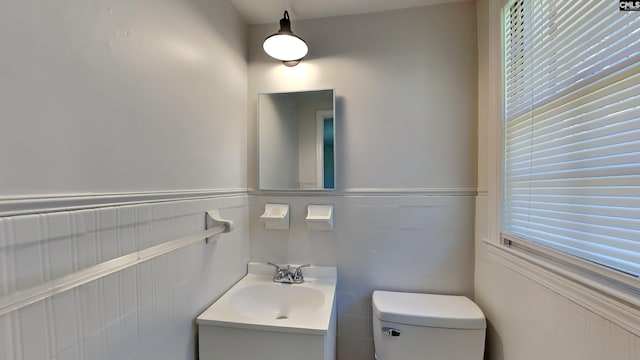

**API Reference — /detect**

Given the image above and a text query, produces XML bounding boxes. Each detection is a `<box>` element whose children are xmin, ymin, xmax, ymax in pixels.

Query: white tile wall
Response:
<box><xmin>0</xmin><ymin>195</ymin><xmax>249</xmax><ymax>360</ymax></box>
<box><xmin>250</xmin><ymin>193</ymin><xmax>476</xmax><ymax>360</ymax></box>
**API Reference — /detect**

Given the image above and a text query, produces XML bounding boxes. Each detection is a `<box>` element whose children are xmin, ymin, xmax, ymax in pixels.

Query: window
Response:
<box><xmin>502</xmin><ymin>0</ymin><xmax>640</xmax><ymax>289</ymax></box>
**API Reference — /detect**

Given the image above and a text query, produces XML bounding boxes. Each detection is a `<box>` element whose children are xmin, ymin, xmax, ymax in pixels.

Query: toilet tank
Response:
<box><xmin>372</xmin><ymin>291</ymin><xmax>486</xmax><ymax>360</ymax></box>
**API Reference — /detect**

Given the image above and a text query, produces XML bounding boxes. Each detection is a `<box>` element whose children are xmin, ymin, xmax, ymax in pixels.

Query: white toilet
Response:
<box><xmin>372</xmin><ymin>291</ymin><xmax>486</xmax><ymax>360</ymax></box>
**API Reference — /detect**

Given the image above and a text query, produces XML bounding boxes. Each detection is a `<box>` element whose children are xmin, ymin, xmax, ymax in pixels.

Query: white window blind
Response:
<box><xmin>503</xmin><ymin>0</ymin><xmax>640</xmax><ymax>278</ymax></box>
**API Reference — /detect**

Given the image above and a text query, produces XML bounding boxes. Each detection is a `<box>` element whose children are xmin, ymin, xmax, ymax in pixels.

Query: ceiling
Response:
<box><xmin>230</xmin><ymin>0</ymin><xmax>470</xmax><ymax>25</ymax></box>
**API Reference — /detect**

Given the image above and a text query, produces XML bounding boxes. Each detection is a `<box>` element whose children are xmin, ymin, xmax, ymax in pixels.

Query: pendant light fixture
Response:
<box><xmin>263</xmin><ymin>10</ymin><xmax>308</xmax><ymax>67</ymax></box>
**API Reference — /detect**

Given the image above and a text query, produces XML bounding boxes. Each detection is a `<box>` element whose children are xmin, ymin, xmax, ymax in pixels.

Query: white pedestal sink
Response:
<box><xmin>197</xmin><ymin>262</ymin><xmax>337</xmax><ymax>360</ymax></box>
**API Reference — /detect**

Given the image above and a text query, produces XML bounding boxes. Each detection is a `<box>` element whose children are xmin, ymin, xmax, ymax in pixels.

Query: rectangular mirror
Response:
<box><xmin>258</xmin><ymin>89</ymin><xmax>335</xmax><ymax>191</ymax></box>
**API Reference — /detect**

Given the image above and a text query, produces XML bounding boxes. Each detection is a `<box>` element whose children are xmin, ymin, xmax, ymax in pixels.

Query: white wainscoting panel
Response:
<box><xmin>0</xmin><ymin>195</ymin><xmax>249</xmax><ymax>360</ymax></box>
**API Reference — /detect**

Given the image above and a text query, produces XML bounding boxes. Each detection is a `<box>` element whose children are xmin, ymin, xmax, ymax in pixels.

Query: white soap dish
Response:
<box><xmin>305</xmin><ymin>205</ymin><xmax>333</xmax><ymax>231</ymax></box>
<box><xmin>260</xmin><ymin>204</ymin><xmax>290</xmax><ymax>230</ymax></box>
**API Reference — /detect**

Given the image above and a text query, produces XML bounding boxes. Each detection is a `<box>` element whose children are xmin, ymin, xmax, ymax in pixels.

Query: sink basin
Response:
<box><xmin>197</xmin><ymin>262</ymin><xmax>337</xmax><ymax>335</ymax></box>
<box><xmin>231</xmin><ymin>284</ymin><xmax>325</xmax><ymax>320</ymax></box>
<box><xmin>197</xmin><ymin>263</ymin><xmax>337</xmax><ymax>360</ymax></box>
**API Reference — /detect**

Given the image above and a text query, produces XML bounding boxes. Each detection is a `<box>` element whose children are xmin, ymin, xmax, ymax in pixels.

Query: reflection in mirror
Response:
<box><xmin>258</xmin><ymin>89</ymin><xmax>335</xmax><ymax>190</ymax></box>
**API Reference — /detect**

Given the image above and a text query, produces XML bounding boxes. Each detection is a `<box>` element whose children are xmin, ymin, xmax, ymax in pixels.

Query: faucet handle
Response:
<box><xmin>267</xmin><ymin>262</ymin><xmax>289</xmax><ymax>279</ymax></box>
<box><xmin>292</xmin><ymin>264</ymin><xmax>311</xmax><ymax>281</ymax></box>
<box><xmin>267</xmin><ymin>262</ymin><xmax>288</xmax><ymax>270</ymax></box>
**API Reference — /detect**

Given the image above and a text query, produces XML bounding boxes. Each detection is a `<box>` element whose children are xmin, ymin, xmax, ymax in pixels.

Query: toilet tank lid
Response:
<box><xmin>372</xmin><ymin>291</ymin><xmax>486</xmax><ymax>330</ymax></box>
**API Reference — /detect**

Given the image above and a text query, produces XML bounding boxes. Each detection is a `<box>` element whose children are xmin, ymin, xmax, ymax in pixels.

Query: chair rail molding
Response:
<box><xmin>0</xmin><ymin>189</ymin><xmax>247</xmax><ymax>217</ymax></box>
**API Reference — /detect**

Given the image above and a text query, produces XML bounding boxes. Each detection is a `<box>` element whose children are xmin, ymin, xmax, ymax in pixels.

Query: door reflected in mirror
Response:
<box><xmin>258</xmin><ymin>89</ymin><xmax>335</xmax><ymax>190</ymax></box>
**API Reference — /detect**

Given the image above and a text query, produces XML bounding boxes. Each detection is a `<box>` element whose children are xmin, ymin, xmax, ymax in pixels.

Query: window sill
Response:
<box><xmin>484</xmin><ymin>238</ymin><xmax>640</xmax><ymax>337</ymax></box>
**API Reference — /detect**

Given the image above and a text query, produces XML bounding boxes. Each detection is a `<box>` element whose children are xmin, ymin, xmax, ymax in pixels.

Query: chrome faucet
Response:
<box><xmin>267</xmin><ymin>263</ymin><xmax>310</xmax><ymax>284</ymax></box>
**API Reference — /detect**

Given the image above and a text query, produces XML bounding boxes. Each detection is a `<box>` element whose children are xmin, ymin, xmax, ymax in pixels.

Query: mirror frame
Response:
<box><xmin>257</xmin><ymin>89</ymin><xmax>336</xmax><ymax>191</ymax></box>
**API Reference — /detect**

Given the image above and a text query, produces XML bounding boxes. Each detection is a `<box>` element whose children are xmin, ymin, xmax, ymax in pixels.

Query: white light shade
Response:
<box><xmin>263</xmin><ymin>34</ymin><xmax>308</xmax><ymax>61</ymax></box>
<box><xmin>263</xmin><ymin>11</ymin><xmax>308</xmax><ymax>66</ymax></box>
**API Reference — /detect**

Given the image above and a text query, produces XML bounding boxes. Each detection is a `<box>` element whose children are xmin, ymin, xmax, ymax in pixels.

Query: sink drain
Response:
<box><xmin>276</xmin><ymin>315</ymin><xmax>288</xmax><ymax>320</ymax></box>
